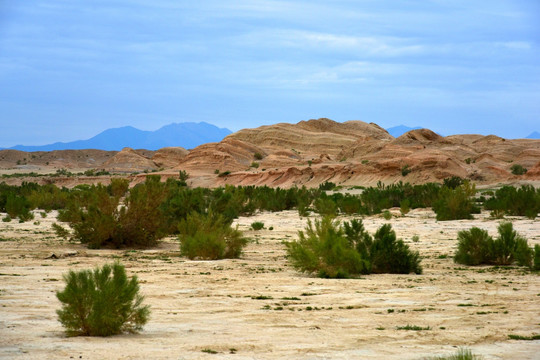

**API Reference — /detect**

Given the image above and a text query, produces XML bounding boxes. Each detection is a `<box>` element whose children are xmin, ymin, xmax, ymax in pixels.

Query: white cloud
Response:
<box><xmin>235</xmin><ymin>29</ymin><xmax>426</xmax><ymax>57</ymax></box>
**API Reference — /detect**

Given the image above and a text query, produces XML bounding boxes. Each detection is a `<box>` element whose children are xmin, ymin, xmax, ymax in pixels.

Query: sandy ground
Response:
<box><xmin>0</xmin><ymin>208</ymin><xmax>539</xmax><ymax>360</ymax></box>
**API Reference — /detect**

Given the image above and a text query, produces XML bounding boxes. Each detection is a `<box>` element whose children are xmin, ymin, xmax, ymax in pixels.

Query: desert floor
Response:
<box><xmin>0</xmin><ymin>208</ymin><xmax>539</xmax><ymax>359</ymax></box>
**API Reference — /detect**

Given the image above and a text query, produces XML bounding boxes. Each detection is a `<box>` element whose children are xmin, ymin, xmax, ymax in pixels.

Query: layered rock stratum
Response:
<box><xmin>1</xmin><ymin>118</ymin><xmax>539</xmax><ymax>187</ymax></box>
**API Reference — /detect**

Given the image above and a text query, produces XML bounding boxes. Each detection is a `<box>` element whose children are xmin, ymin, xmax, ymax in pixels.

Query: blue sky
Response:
<box><xmin>0</xmin><ymin>1</ymin><xmax>539</xmax><ymax>147</ymax></box>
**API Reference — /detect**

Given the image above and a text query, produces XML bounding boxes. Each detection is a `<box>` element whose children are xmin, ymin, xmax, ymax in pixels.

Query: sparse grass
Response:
<box><xmin>396</xmin><ymin>324</ymin><xmax>431</xmax><ymax>331</ymax></box>
<box><xmin>425</xmin><ymin>348</ymin><xmax>483</xmax><ymax>360</ymax></box>
<box><xmin>201</xmin><ymin>348</ymin><xmax>218</xmax><ymax>354</ymax></box>
<box><xmin>251</xmin><ymin>295</ymin><xmax>273</xmax><ymax>300</ymax></box>
<box><xmin>508</xmin><ymin>334</ymin><xmax>540</xmax><ymax>340</ymax></box>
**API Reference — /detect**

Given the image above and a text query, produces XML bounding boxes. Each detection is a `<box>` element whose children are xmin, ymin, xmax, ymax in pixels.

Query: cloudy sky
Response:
<box><xmin>0</xmin><ymin>1</ymin><xmax>539</xmax><ymax>147</ymax></box>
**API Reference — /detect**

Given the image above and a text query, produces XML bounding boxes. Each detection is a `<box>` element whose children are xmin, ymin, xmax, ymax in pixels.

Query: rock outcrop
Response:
<box><xmin>2</xmin><ymin>118</ymin><xmax>540</xmax><ymax>188</ymax></box>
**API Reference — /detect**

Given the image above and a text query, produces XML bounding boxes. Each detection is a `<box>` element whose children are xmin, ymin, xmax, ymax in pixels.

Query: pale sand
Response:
<box><xmin>0</xmin><ymin>209</ymin><xmax>539</xmax><ymax>359</ymax></box>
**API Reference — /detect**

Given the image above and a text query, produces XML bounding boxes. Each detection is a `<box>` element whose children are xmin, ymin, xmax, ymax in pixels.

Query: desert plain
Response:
<box><xmin>1</xmin><ymin>205</ymin><xmax>539</xmax><ymax>360</ymax></box>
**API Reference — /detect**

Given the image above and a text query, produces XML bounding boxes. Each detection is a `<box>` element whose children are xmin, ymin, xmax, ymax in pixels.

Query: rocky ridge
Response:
<box><xmin>1</xmin><ymin>118</ymin><xmax>539</xmax><ymax>187</ymax></box>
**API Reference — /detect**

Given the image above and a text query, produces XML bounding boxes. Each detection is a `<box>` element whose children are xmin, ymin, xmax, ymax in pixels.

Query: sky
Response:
<box><xmin>0</xmin><ymin>1</ymin><xmax>539</xmax><ymax>147</ymax></box>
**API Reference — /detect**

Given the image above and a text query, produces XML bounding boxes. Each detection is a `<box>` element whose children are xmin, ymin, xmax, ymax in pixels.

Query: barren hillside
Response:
<box><xmin>1</xmin><ymin>118</ymin><xmax>540</xmax><ymax>188</ymax></box>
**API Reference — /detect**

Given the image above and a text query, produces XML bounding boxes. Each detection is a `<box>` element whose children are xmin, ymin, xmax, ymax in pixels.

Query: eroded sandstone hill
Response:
<box><xmin>1</xmin><ymin>118</ymin><xmax>539</xmax><ymax>187</ymax></box>
<box><xmin>171</xmin><ymin>118</ymin><xmax>540</xmax><ymax>187</ymax></box>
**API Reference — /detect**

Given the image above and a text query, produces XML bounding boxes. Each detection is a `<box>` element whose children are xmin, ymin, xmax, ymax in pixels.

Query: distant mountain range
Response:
<box><xmin>5</xmin><ymin>122</ymin><xmax>232</xmax><ymax>151</ymax></box>
<box><xmin>3</xmin><ymin>121</ymin><xmax>537</xmax><ymax>152</ymax></box>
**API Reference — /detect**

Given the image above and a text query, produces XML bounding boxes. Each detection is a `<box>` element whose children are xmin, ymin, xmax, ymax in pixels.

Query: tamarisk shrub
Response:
<box><xmin>56</xmin><ymin>262</ymin><xmax>150</xmax><ymax>337</ymax></box>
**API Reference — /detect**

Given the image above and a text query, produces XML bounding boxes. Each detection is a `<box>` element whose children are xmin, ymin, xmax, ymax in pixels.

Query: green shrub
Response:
<box><xmin>534</xmin><ymin>244</ymin><xmax>540</xmax><ymax>271</ymax></box>
<box><xmin>5</xmin><ymin>193</ymin><xmax>33</xmax><ymax>222</ymax></box>
<box><xmin>250</xmin><ymin>221</ymin><xmax>265</xmax><ymax>231</ymax></box>
<box><xmin>443</xmin><ymin>176</ymin><xmax>464</xmax><ymax>189</ymax></box>
<box><xmin>59</xmin><ymin>177</ymin><xmax>167</xmax><ymax>248</ymax></box>
<box><xmin>369</xmin><ymin>224</ymin><xmax>422</xmax><ymax>274</ymax></box>
<box><xmin>510</xmin><ymin>164</ymin><xmax>527</xmax><ymax>175</ymax></box>
<box><xmin>285</xmin><ymin>217</ymin><xmax>370</xmax><ymax>278</ymax></box>
<box><xmin>178</xmin><ymin>212</ymin><xmax>247</xmax><ymax>260</ymax></box>
<box><xmin>253</xmin><ymin>152</ymin><xmax>263</xmax><ymax>160</ymax></box>
<box><xmin>490</xmin><ymin>222</ymin><xmax>528</xmax><ymax>266</ymax></box>
<box><xmin>454</xmin><ymin>227</ymin><xmax>492</xmax><ymax>266</ymax></box>
<box><xmin>250</xmin><ymin>162</ymin><xmax>259</xmax><ymax>169</ymax></box>
<box><xmin>400</xmin><ymin>199</ymin><xmax>410</xmax><ymax>215</ymax></box>
<box><xmin>285</xmin><ymin>217</ymin><xmax>421</xmax><ymax>278</ymax></box>
<box><xmin>178</xmin><ymin>170</ymin><xmax>189</xmax><ymax>184</ymax></box>
<box><xmin>401</xmin><ymin>165</ymin><xmax>411</xmax><ymax>176</ymax></box>
<box><xmin>454</xmin><ymin>222</ymin><xmax>534</xmax><ymax>267</ymax></box>
<box><xmin>56</xmin><ymin>262</ymin><xmax>150</xmax><ymax>337</ymax></box>
<box><xmin>297</xmin><ymin>200</ymin><xmax>311</xmax><ymax>217</ymax></box>
<box><xmin>318</xmin><ymin>181</ymin><xmax>336</xmax><ymax>191</ymax></box>
<box><xmin>484</xmin><ymin>185</ymin><xmax>540</xmax><ymax>219</ymax></box>
<box><xmin>313</xmin><ymin>196</ymin><xmax>338</xmax><ymax>217</ymax></box>
<box><xmin>433</xmin><ymin>182</ymin><xmax>477</xmax><ymax>221</ymax></box>
<box><xmin>115</xmin><ymin>176</ymin><xmax>167</xmax><ymax>247</ymax></box>
<box><xmin>382</xmin><ymin>210</ymin><xmax>392</xmax><ymax>220</ymax></box>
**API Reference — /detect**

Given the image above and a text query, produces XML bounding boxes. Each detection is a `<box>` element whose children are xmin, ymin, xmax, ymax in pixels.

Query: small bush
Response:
<box><xmin>510</xmin><ymin>164</ymin><xmax>527</xmax><ymax>175</ymax></box>
<box><xmin>454</xmin><ymin>222</ymin><xmax>534</xmax><ymax>268</ymax></box>
<box><xmin>484</xmin><ymin>185</ymin><xmax>540</xmax><ymax>219</ymax></box>
<box><xmin>285</xmin><ymin>217</ymin><xmax>369</xmax><ymax>278</ymax></box>
<box><xmin>218</xmin><ymin>171</ymin><xmax>231</xmax><ymax>177</ymax></box>
<box><xmin>318</xmin><ymin>181</ymin><xmax>336</xmax><ymax>191</ymax></box>
<box><xmin>56</xmin><ymin>262</ymin><xmax>150</xmax><ymax>337</ymax></box>
<box><xmin>59</xmin><ymin>177</ymin><xmax>167</xmax><ymax>248</ymax></box>
<box><xmin>250</xmin><ymin>162</ymin><xmax>259</xmax><ymax>169</ymax></box>
<box><xmin>178</xmin><ymin>170</ymin><xmax>189</xmax><ymax>182</ymax></box>
<box><xmin>178</xmin><ymin>212</ymin><xmax>247</xmax><ymax>260</ymax></box>
<box><xmin>253</xmin><ymin>152</ymin><xmax>263</xmax><ymax>160</ymax></box>
<box><xmin>285</xmin><ymin>217</ymin><xmax>422</xmax><ymax>278</ymax></box>
<box><xmin>490</xmin><ymin>222</ymin><xmax>528</xmax><ymax>266</ymax></box>
<box><xmin>370</xmin><ymin>224</ymin><xmax>422</xmax><ymax>274</ymax></box>
<box><xmin>396</xmin><ymin>324</ymin><xmax>430</xmax><ymax>331</ymax></box>
<box><xmin>534</xmin><ymin>244</ymin><xmax>540</xmax><ymax>271</ymax></box>
<box><xmin>508</xmin><ymin>334</ymin><xmax>540</xmax><ymax>340</ymax></box>
<box><xmin>443</xmin><ymin>176</ymin><xmax>464</xmax><ymax>189</ymax></box>
<box><xmin>250</xmin><ymin>221</ymin><xmax>265</xmax><ymax>231</ymax></box>
<box><xmin>401</xmin><ymin>165</ymin><xmax>411</xmax><ymax>176</ymax></box>
<box><xmin>400</xmin><ymin>199</ymin><xmax>410</xmax><ymax>215</ymax></box>
<box><xmin>313</xmin><ymin>197</ymin><xmax>338</xmax><ymax>217</ymax></box>
<box><xmin>454</xmin><ymin>227</ymin><xmax>492</xmax><ymax>266</ymax></box>
<box><xmin>5</xmin><ymin>193</ymin><xmax>33</xmax><ymax>222</ymax></box>
<box><xmin>433</xmin><ymin>182</ymin><xmax>477</xmax><ymax>221</ymax></box>
<box><xmin>382</xmin><ymin>210</ymin><xmax>392</xmax><ymax>220</ymax></box>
